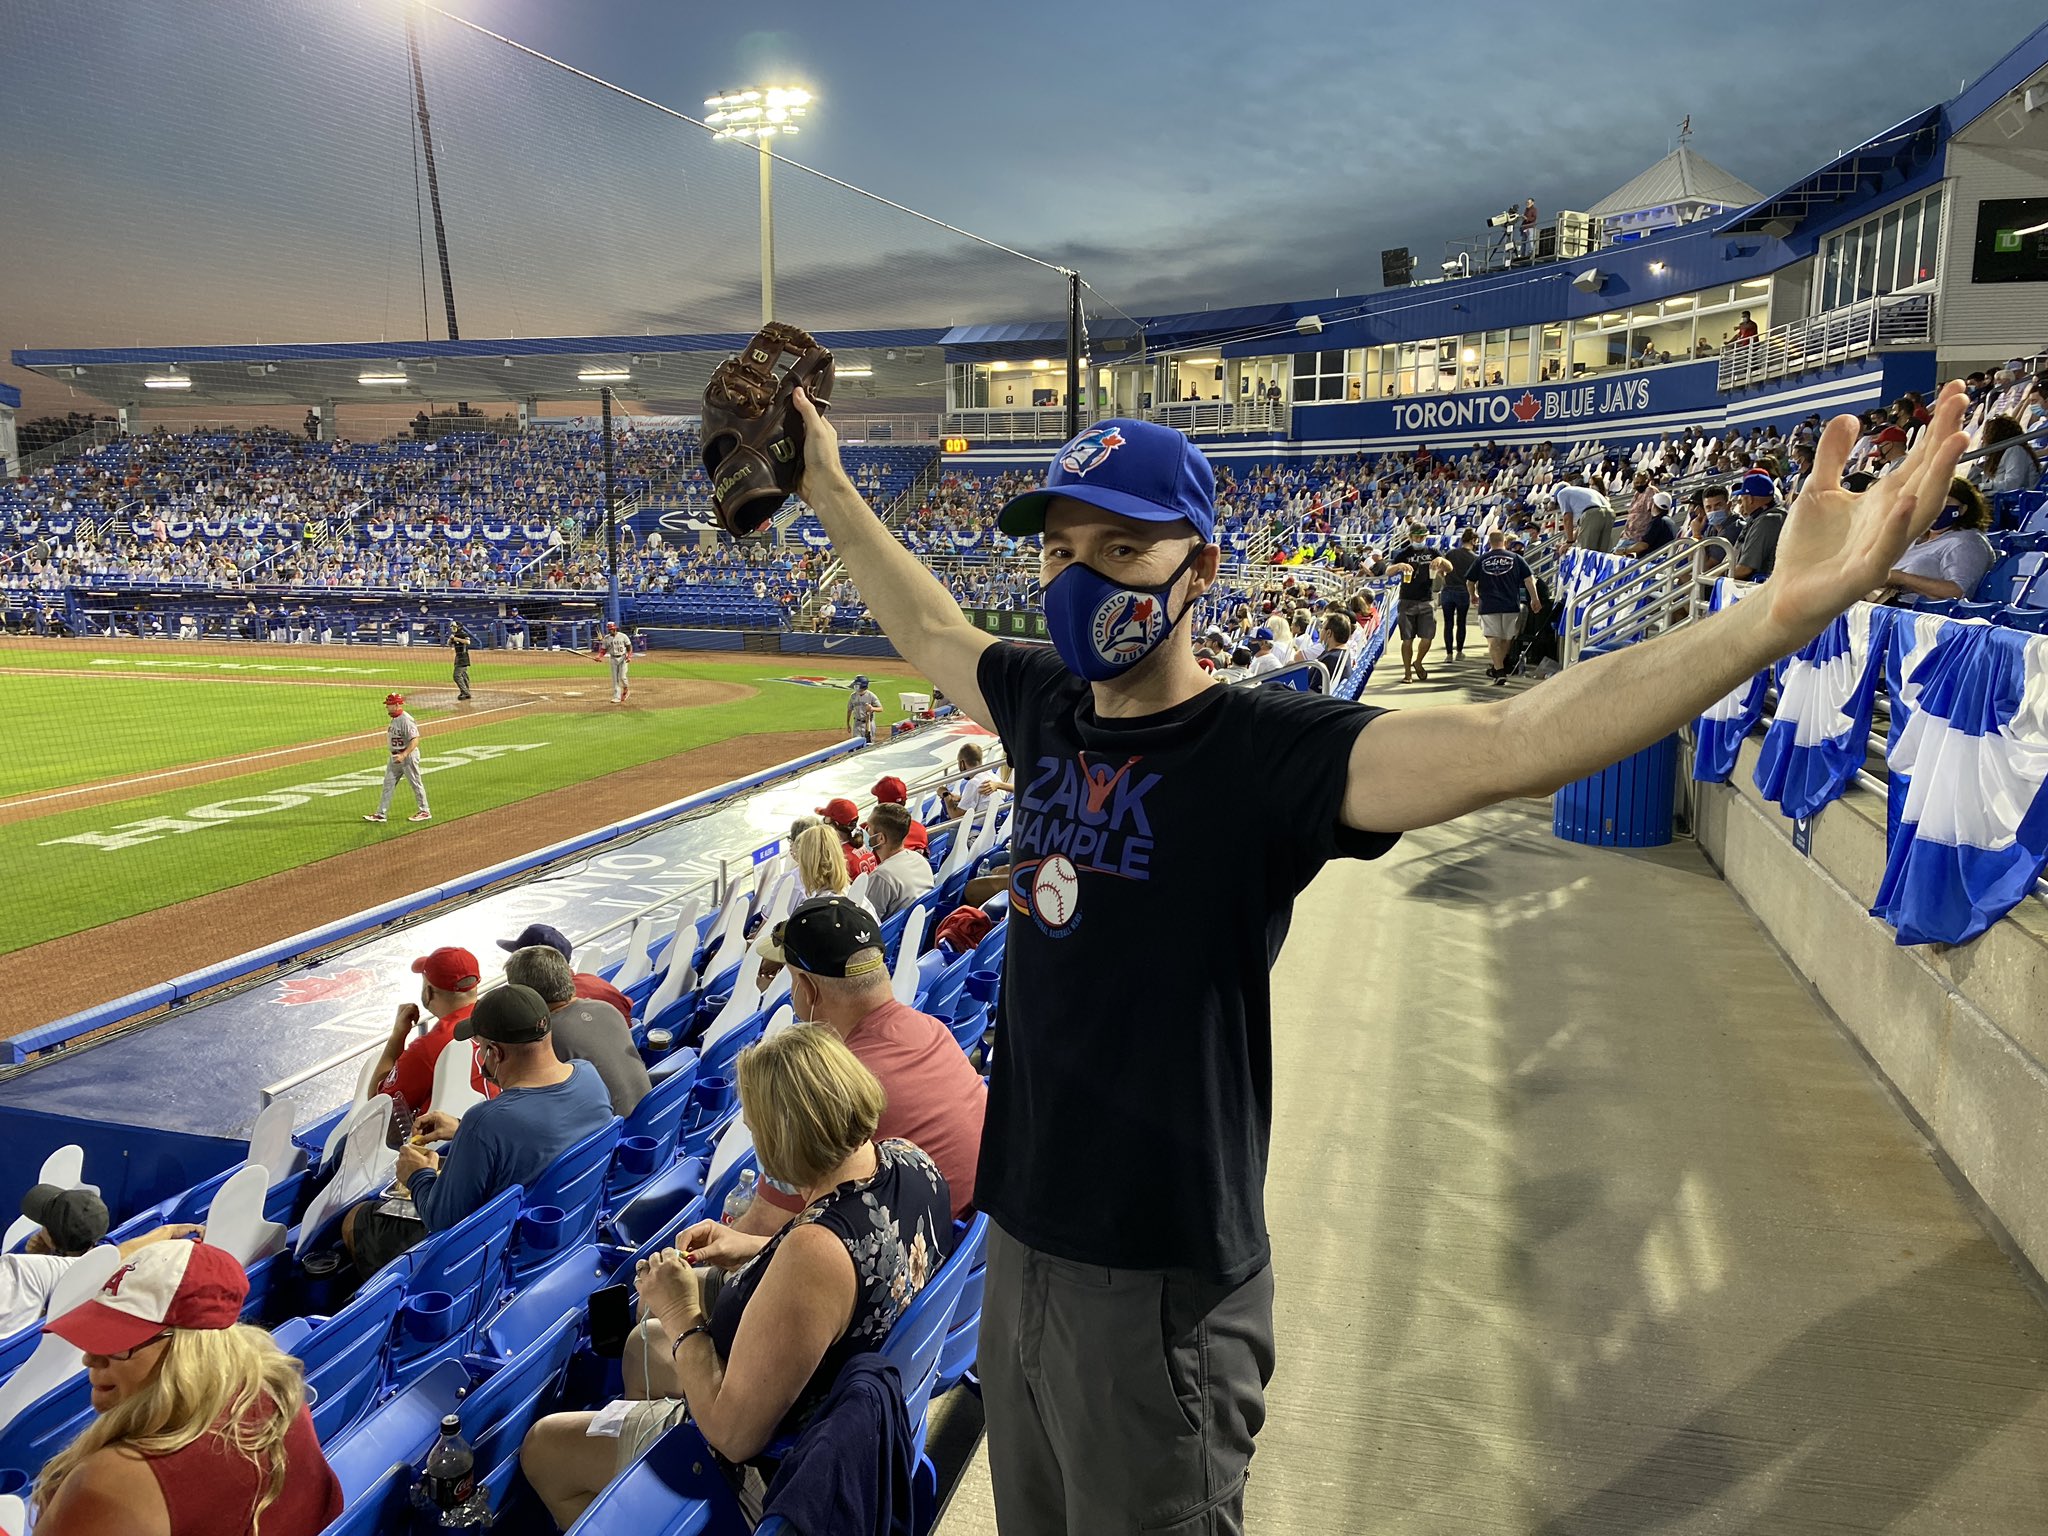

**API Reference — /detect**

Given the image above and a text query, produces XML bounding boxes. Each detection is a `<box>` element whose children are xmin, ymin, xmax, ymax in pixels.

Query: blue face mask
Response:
<box><xmin>1931</xmin><ymin>503</ymin><xmax>1963</xmax><ymax>532</ymax></box>
<box><xmin>1042</xmin><ymin>545</ymin><xmax>1205</xmax><ymax>682</ymax></box>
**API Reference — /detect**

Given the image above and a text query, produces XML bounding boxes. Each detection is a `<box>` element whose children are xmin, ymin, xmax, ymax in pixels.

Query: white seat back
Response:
<box><xmin>643</xmin><ymin>894</ymin><xmax>704</xmax><ymax>1018</ymax></box>
<box><xmin>612</xmin><ymin>916</ymin><xmax>656</xmax><ymax>989</ymax></box>
<box><xmin>892</xmin><ymin>902</ymin><xmax>935</xmax><ymax>1004</ymax></box>
<box><xmin>429</xmin><ymin>1038</ymin><xmax>487</xmax><ymax>1120</ymax></box>
<box><xmin>764</xmin><ymin>1002</ymin><xmax>795</xmax><ymax>1038</ymax></box>
<box><xmin>246</xmin><ymin>1099</ymin><xmax>306</xmax><ymax>1191</ymax></box>
<box><xmin>0</xmin><ymin>1245</ymin><xmax>123</xmax><ymax>1432</ymax></box>
<box><xmin>207</xmin><ymin>1163</ymin><xmax>285</xmax><ymax>1267</ymax></box>
<box><xmin>0</xmin><ymin>1491</ymin><xmax>28</xmax><ymax>1535</ymax></box>
<box><xmin>295</xmin><ymin>1099</ymin><xmax>399</xmax><ymax>1258</ymax></box>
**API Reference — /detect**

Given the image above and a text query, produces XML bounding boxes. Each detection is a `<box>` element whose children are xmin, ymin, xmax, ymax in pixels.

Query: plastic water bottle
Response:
<box><xmin>722</xmin><ymin>1168</ymin><xmax>758</xmax><ymax>1225</ymax></box>
<box><xmin>414</xmin><ymin>1414</ymin><xmax>491</xmax><ymax>1528</ymax></box>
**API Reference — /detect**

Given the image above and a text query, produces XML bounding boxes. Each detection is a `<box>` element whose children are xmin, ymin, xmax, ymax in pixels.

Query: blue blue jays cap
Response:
<box><xmin>997</xmin><ymin>419</ymin><xmax>1217</xmax><ymax>542</ymax></box>
<box><xmin>1739</xmin><ymin>471</ymin><xmax>1776</xmax><ymax>499</ymax></box>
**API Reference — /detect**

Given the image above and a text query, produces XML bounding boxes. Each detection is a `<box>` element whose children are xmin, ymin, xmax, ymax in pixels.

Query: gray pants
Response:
<box><xmin>980</xmin><ymin>1221</ymin><xmax>1275</xmax><ymax>1535</ymax></box>
<box><xmin>453</xmin><ymin>663</ymin><xmax>471</xmax><ymax>698</ymax></box>
<box><xmin>378</xmin><ymin>755</ymin><xmax>429</xmax><ymax>815</ymax></box>
<box><xmin>610</xmin><ymin>658</ymin><xmax>629</xmax><ymax>701</ymax></box>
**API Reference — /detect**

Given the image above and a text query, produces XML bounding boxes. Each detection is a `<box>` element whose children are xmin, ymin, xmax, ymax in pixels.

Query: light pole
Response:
<box><xmin>705</xmin><ymin>87</ymin><xmax>813</xmax><ymax>327</ymax></box>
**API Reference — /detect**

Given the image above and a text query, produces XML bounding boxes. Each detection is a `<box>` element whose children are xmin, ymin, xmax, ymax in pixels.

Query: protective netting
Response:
<box><xmin>0</xmin><ymin>0</ymin><xmax>1089</xmax><ymax>983</ymax></box>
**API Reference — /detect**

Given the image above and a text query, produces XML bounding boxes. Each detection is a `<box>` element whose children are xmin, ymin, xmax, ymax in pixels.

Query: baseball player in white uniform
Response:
<box><xmin>599</xmin><ymin>622</ymin><xmax>632</xmax><ymax>704</ymax></box>
<box><xmin>846</xmin><ymin>675</ymin><xmax>882</xmax><ymax>744</ymax></box>
<box><xmin>363</xmin><ymin>692</ymin><xmax>431</xmax><ymax>823</ymax></box>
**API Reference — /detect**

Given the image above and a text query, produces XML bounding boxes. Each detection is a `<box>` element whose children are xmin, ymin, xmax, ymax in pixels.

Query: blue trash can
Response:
<box><xmin>1552</xmin><ymin>733</ymin><xmax>1678</xmax><ymax>848</ymax></box>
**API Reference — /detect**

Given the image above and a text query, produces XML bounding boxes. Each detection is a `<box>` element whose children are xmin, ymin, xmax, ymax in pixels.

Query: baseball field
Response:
<box><xmin>0</xmin><ymin>636</ymin><xmax>926</xmax><ymax>1024</ymax></box>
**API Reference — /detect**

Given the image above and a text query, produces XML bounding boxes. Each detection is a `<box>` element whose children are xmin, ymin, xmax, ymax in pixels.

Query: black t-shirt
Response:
<box><xmin>976</xmin><ymin>643</ymin><xmax>1398</xmax><ymax>1283</ymax></box>
<box><xmin>452</xmin><ymin>634</ymin><xmax>471</xmax><ymax>667</ymax></box>
<box><xmin>1387</xmin><ymin>542</ymin><xmax>1437</xmax><ymax>602</ymax></box>
<box><xmin>1471</xmin><ymin>549</ymin><xmax>1533</xmax><ymax>613</ymax></box>
<box><xmin>1636</xmin><ymin>516</ymin><xmax>1677</xmax><ymax>555</ymax></box>
<box><xmin>1442</xmin><ymin>546</ymin><xmax>1481</xmax><ymax>591</ymax></box>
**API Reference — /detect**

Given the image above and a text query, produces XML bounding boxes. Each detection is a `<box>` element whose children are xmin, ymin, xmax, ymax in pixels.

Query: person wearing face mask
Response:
<box><xmin>1876</xmin><ymin>478</ymin><xmax>1997</xmax><ymax>604</ymax></box>
<box><xmin>786</xmin><ymin>385</ymin><xmax>1970</xmax><ymax>1535</ymax></box>
<box><xmin>340</xmin><ymin>984</ymin><xmax>612</xmax><ymax>1276</ymax></box>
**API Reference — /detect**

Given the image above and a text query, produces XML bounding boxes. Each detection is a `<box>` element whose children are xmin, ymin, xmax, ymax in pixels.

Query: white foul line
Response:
<box><xmin>0</xmin><ymin>701</ymin><xmax>533</xmax><ymax>812</ymax></box>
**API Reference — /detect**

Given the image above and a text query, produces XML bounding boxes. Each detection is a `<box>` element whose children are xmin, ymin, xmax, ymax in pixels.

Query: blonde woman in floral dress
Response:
<box><xmin>521</xmin><ymin>1024</ymin><xmax>952</xmax><ymax>1528</ymax></box>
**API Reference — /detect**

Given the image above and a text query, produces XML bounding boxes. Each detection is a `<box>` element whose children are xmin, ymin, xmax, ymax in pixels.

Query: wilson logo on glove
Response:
<box><xmin>701</xmin><ymin>322</ymin><xmax>836</xmax><ymax>537</ymax></box>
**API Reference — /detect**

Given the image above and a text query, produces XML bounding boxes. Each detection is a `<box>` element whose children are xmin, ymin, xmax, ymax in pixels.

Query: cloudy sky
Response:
<box><xmin>2</xmin><ymin>0</ymin><xmax>2042</xmax><ymax>415</ymax></box>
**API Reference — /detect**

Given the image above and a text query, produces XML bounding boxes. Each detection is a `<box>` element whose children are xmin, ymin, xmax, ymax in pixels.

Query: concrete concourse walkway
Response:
<box><xmin>936</xmin><ymin>671</ymin><xmax>2048</xmax><ymax>1534</ymax></box>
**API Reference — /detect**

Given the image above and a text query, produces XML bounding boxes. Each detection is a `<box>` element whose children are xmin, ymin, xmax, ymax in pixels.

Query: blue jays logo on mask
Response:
<box><xmin>1058</xmin><ymin>426</ymin><xmax>1127</xmax><ymax>478</ymax></box>
<box><xmin>1088</xmin><ymin>589</ymin><xmax>1164</xmax><ymax>668</ymax></box>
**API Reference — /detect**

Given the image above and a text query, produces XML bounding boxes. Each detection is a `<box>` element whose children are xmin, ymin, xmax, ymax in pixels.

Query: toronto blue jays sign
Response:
<box><xmin>1297</xmin><ymin>359</ymin><xmax>1721</xmax><ymax>446</ymax></box>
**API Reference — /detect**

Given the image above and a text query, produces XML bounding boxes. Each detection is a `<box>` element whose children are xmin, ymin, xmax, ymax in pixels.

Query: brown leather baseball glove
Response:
<box><xmin>701</xmin><ymin>322</ymin><xmax>836</xmax><ymax>537</ymax></box>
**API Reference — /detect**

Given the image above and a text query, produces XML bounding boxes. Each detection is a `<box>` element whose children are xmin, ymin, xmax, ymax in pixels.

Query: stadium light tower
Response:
<box><xmin>705</xmin><ymin>86</ymin><xmax>812</xmax><ymax>325</ymax></box>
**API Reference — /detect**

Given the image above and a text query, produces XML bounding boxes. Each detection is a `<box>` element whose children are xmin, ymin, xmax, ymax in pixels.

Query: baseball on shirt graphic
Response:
<box><xmin>1010</xmin><ymin>751</ymin><xmax>1158</xmax><ymax>939</ymax></box>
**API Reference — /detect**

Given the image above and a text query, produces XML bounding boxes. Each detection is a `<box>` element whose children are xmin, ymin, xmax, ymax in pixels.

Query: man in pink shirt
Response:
<box><xmin>739</xmin><ymin>896</ymin><xmax>984</xmax><ymax>1231</ymax></box>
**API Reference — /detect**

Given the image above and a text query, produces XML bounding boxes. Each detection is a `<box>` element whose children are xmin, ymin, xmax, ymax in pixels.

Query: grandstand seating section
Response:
<box><xmin>0</xmin><ymin>774</ymin><xmax>1013</xmax><ymax>1534</ymax></box>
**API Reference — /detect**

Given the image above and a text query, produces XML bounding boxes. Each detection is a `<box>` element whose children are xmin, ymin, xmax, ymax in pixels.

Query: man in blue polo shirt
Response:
<box><xmin>1469</xmin><ymin>530</ymin><xmax>1542</xmax><ymax>683</ymax></box>
<box><xmin>786</xmin><ymin>383</ymin><xmax>1968</xmax><ymax>1534</ymax></box>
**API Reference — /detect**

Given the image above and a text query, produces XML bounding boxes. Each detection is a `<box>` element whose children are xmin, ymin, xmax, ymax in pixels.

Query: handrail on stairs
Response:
<box><xmin>1561</xmin><ymin>536</ymin><xmax>1733</xmax><ymax>664</ymax></box>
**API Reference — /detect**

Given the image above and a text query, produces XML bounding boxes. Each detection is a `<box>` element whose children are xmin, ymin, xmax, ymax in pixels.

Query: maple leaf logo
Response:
<box><xmin>1511</xmin><ymin>392</ymin><xmax>1543</xmax><ymax>423</ymax></box>
<box><xmin>277</xmin><ymin>968</ymin><xmax>374</xmax><ymax>1006</ymax></box>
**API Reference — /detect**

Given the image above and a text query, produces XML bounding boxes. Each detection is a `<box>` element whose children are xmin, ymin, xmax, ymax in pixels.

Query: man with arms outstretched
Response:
<box><xmin>789</xmin><ymin>386</ymin><xmax>1966</xmax><ymax>1535</ymax></box>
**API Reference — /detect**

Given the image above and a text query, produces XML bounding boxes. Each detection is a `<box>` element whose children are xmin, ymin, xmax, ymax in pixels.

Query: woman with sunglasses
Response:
<box><xmin>1877</xmin><ymin>477</ymin><xmax>1997</xmax><ymax>604</ymax></box>
<box><xmin>31</xmin><ymin>1241</ymin><xmax>341</xmax><ymax>1536</ymax></box>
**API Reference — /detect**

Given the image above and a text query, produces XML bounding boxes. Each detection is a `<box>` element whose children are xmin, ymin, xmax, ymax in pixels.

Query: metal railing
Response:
<box><xmin>14</xmin><ymin>420</ymin><xmax>121</xmax><ymax>476</ymax></box>
<box><xmin>1717</xmin><ymin>292</ymin><xmax>1934</xmax><ymax>391</ymax></box>
<box><xmin>943</xmin><ymin>399</ymin><xmax>1289</xmax><ymax>443</ymax></box>
<box><xmin>1561</xmin><ymin>536</ymin><xmax>1734</xmax><ymax>664</ymax></box>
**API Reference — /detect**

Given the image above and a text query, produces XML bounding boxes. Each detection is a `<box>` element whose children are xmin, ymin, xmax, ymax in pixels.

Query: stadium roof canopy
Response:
<box><xmin>939</xmin><ymin>302</ymin><xmax>1306</xmax><ymax>360</ymax></box>
<box><xmin>10</xmin><ymin>329</ymin><xmax>950</xmax><ymax>409</ymax></box>
<box><xmin>1589</xmin><ymin>145</ymin><xmax>1760</xmax><ymax>221</ymax></box>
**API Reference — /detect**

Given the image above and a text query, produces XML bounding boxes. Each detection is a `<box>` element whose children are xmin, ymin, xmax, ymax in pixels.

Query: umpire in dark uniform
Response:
<box><xmin>450</xmin><ymin>623</ymin><xmax>474</xmax><ymax>701</ymax></box>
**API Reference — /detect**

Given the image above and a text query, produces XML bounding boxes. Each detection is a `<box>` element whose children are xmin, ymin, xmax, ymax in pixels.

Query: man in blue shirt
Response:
<box><xmin>341</xmin><ymin>983</ymin><xmax>613</xmax><ymax>1276</ymax></box>
<box><xmin>1468</xmin><ymin>530</ymin><xmax>1542</xmax><ymax>683</ymax></box>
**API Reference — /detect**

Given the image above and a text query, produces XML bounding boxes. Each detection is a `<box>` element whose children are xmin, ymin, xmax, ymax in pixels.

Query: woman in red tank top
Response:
<box><xmin>31</xmin><ymin>1241</ymin><xmax>342</xmax><ymax>1536</ymax></box>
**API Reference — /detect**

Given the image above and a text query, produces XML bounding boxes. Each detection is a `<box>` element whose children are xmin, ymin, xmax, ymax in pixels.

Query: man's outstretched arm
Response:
<box><xmin>791</xmin><ymin>391</ymin><xmax>995</xmax><ymax>727</ymax></box>
<box><xmin>1343</xmin><ymin>384</ymin><xmax>1968</xmax><ymax>835</ymax></box>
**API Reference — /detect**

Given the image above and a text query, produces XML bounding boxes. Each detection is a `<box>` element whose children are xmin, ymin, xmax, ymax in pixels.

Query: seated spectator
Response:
<box><xmin>1731</xmin><ymin>474</ymin><xmax>1786</xmax><ymax>581</ymax></box>
<box><xmin>496</xmin><ymin>921</ymin><xmax>632</xmax><ymax>1023</ymax></box>
<box><xmin>938</xmin><ymin>742</ymin><xmax>1007</xmax><ymax>821</ymax></box>
<box><xmin>31</xmin><ymin>1242</ymin><xmax>343</xmax><ymax>1536</ymax></box>
<box><xmin>341</xmin><ymin>985</ymin><xmax>612</xmax><ymax>1274</ymax></box>
<box><xmin>502</xmin><ymin>944</ymin><xmax>652</xmax><ymax>1115</ymax></box>
<box><xmin>1319</xmin><ymin>612</ymin><xmax>1356</xmax><ymax>686</ymax></box>
<box><xmin>1974</xmin><ymin>414</ymin><xmax>2042</xmax><ymax>495</ymax></box>
<box><xmin>1623</xmin><ymin>493</ymin><xmax>1679</xmax><ymax>558</ymax></box>
<box><xmin>861</xmin><ymin>804</ymin><xmax>936</xmax><ymax>921</ymax></box>
<box><xmin>741</xmin><ymin>898</ymin><xmax>981</xmax><ymax>1230</ymax></box>
<box><xmin>1878</xmin><ymin>478</ymin><xmax>1997</xmax><ymax>604</ymax></box>
<box><xmin>815</xmin><ymin>798</ymin><xmax>876</xmax><ymax>879</ymax></box>
<box><xmin>868</xmin><ymin>776</ymin><xmax>928</xmax><ymax>853</ymax></box>
<box><xmin>368</xmin><ymin>946</ymin><xmax>484</xmax><ymax>1116</ymax></box>
<box><xmin>1871</xmin><ymin>426</ymin><xmax>1911</xmax><ymax>477</ymax></box>
<box><xmin>1245</xmin><ymin>628</ymin><xmax>1284</xmax><ymax>677</ymax></box>
<box><xmin>519</xmin><ymin>1023</ymin><xmax>952</xmax><ymax>1523</ymax></box>
<box><xmin>0</xmin><ymin>1188</ymin><xmax>202</xmax><ymax>1337</ymax></box>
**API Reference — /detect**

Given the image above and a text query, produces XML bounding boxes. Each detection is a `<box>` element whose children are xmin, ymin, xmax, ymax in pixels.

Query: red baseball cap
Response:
<box><xmin>1875</xmin><ymin>427</ymin><xmax>1909</xmax><ymax>446</ymax></box>
<box><xmin>384</xmin><ymin>693</ymin><xmax>406</xmax><ymax>706</ymax></box>
<box><xmin>410</xmin><ymin>946</ymin><xmax>481</xmax><ymax>992</ymax></box>
<box><xmin>45</xmin><ymin>1240</ymin><xmax>246</xmax><ymax>1357</ymax></box>
<box><xmin>816</xmin><ymin>797</ymin><xmax>861</xmax><ymax>828</ymax></box>
<box><xmin>870</xmin><ymin>777</ymin><xmax>909</xmax><ymax>804</ymax></box>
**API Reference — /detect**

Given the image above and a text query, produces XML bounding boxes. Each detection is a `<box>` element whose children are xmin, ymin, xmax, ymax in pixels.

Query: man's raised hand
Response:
<box><xmin>1763</xmin><ymin>380</ymin><xmax>1968</xmax><ymax>646</ymax></box>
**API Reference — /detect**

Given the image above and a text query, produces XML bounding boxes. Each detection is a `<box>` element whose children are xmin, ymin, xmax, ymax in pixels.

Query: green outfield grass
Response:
<box><xmin>0</xmin><ymin>646</ymin><xmax>923</xmax><ymax>956</ymax></box>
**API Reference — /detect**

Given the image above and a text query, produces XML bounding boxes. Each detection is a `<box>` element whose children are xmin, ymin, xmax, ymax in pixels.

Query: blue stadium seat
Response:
<box><xmin>505</xmin><ymin>1118</ymin><xmax>624</xmax><ymax>1284</ymax></box>
<box><xmin>608</xmin><ymin>1052</ymin><xmax>702</xmax><ymax>1206</ymax></box>
<box><xmin>386</xmin><ymin>1185</ymin><xmax>524</xmax><ymax>1383</ymax></box>
<box><xmin>273</xmin><ymin>1263</ymin><xmax>409</xmax><ymax>1444</ymax></box>
<box><xmin>562</xmin><ymin>1419</ymin><xmax>750</xmax><ymax>1535</ymax></box>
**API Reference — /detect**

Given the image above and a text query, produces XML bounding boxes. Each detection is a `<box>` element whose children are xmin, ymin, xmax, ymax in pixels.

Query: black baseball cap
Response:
<box><xmin>23</xmin><ymin>1185</ymin><xmax>109</xmax><ymax>1256</ymax></box>
<box><xmin>455</xmin><ymin>983</ymin><xmax>554</xmax><ymax>1044</ymax></box>
<box><xmin>497</xmin><ymin>922</ymin><xmax>573</xmax><ymax>960</ymax></box>
<box><xmin>753</xmin><ymin>897</ymin><xmax>887</xmax><ymax>980</ymax></box>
